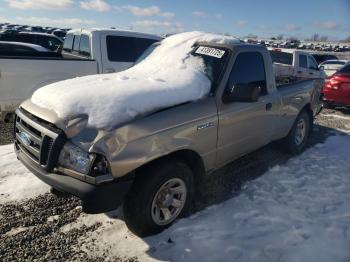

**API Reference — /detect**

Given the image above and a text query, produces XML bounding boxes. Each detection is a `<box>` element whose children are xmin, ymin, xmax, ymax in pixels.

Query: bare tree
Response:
<box><xmin>246</xmin><ymin>33</ymin><xmax>258</xmax><ymax>39</ymax></box>
<box><xmin>320</xmin><ymin>35</ymin><xmax>328</xmax><ymax>42</ymax></box>
<box><xmin>276</xmin><ymin>34</ymin><xmax>284</xmax><ymax>40</ymax></box>
<box><xmin>287</xmin><ymin>36</ymin><xmax>299</xmax><ymax>41</ymax></box>
<box><xmin>312</xmin><ymin>33</ymin><xmax>319</xmax><ymax>41</ymax></box>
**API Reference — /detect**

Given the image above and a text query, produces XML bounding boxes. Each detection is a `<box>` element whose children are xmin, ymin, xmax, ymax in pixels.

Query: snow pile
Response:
<box><xmin>31</xmin><ymin>31</ymin><xmax>237</xmax><ymax>129</ymax></box>
<box><xmin>63</xmin><ymin>134</ymin><xmax>350</xmax><ymax>261</ymax></box>
<box><xmin>0</xmin><ymin>145</ymin><xmax>50</xmax><ymax>204</ymax></box>
<box><xmin>2</xmin><ymin>123</ymin><xmax>350</xmax><ymax>260</ymax></box>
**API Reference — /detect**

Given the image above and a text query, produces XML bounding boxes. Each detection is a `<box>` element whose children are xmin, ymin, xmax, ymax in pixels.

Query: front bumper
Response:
<box><xmin>17</xmin><ymin>148</ymin><xmax>133</xmax><ymax>214</ymax></box>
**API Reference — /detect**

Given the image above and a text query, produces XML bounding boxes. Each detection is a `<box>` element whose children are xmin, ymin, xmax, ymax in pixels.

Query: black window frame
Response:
<box><xmin>299</xmin><ymin>54</ymin><xmax>307</xmax><ymax>68</ymax></box>
<box><xmin>63</xmin><ymin>33</ymin><xmax>74</xmax><ymax>52</ymax></box>
<box><xmin>106</xmin><ymin>35</ymin><xmax>159</xmax><ymax>63</ymax></box>
<box><xmin>223</xmin><ymin>51</ymin><xmax>268</xmax><ymax>103</ymax></box>
<box><xmin>72</xmin><ymin>34</ymin><xmax>81</xmax><ymax>53</ymax></box>
<box><xmin>78</xmin><ymin>34</ymin><xmax>91</xmax><ymax>57</ymax></box>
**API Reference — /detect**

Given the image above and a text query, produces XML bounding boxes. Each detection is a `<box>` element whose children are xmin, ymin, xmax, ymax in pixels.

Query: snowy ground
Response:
<box><xmin>1</xmin><ymin>110</ymin><xmax>350</xmax><ymax>261</ymax></box>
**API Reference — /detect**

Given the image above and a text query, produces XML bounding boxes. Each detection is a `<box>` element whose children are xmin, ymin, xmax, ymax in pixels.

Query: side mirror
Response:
<box><xmin>223</xmin><ymin>83</ymin><xmax>261</xmax><ymax>103</ymax></box>
<box><xmin>319</xmin><ymin>66</ymin><xmax>324</xmax><ymax>70</ymax></box>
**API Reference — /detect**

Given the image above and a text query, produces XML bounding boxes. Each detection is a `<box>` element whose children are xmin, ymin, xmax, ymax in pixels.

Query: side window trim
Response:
<box><xmin>63</xmin><ymin>34</ymin><xmax>74</xmax><ymax>52</ymax></box>
<box><xmin>72</xmin><ymin>34</ymin><xmax>81</xmax><ymax>53</ymax></box>
<box><xmin>78</xmin><ymin>34</ymin><xmax>91</xmax><ymax>57</ymax></box>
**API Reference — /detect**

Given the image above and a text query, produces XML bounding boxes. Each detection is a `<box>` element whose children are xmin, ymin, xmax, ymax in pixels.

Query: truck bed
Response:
<box><xmin>0</xmin><ymin>56</ymin><xmax>98</xmax><ymax>120</ymax></box>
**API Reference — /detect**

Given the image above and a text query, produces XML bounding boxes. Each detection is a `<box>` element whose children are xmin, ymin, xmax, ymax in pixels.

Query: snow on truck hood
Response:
<box><xmin>31</xmin><ymin>31</ymin><xmax>237</xmax><ymax>129</ymax></box>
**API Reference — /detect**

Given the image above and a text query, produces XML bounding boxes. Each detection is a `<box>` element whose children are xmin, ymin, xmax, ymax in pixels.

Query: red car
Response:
<box><xmin>323</xmin><ymin>63</ymin><xmax>350</xmax><ymax>108</ymax></box>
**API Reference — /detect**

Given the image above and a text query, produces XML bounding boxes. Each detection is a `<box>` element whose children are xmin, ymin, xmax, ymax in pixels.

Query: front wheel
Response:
<box><xmin>123</xmin><ymin>160</ymin><xmax>194</xmax><ymax>237</ymax></box>
<box><xmin>283</xmin><ymin>110</ymin><xmax>312</xmax><ymax>154</ymax></box>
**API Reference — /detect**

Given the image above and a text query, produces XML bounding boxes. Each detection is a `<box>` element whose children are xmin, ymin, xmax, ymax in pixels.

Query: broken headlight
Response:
<box><xmin>58</xmin><ymin>142</ymin><xmax>94</xmax><ymax>174</ymax></box>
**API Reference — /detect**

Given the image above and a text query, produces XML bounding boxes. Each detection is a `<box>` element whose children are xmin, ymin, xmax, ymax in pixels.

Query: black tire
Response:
<box><xmin>283</xmin><ymin>110</ymin><xmax>312</xmax><ymax>154</ymax></box>
<box><xmin>123</xmin><ymin>160</ymin><xmax>194</xmax><ymax>237</ymax></box>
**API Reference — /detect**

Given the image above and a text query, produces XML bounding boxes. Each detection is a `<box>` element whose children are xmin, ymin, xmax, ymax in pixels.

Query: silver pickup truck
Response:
<box><xmin>14</xmin><ymin>34</ymin><xmax>323</xmax><ymax>236</ymax></box>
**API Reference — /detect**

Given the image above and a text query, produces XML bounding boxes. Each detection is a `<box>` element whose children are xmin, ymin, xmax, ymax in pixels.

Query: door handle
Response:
<box><xmin>266</xmin><ymin>103</ymin><xmax>273</xmax><ymax>111</ymax></box>
<box><xmin>309</xmin><ymin>72</ymin><xmax>314</xmax><ymax>75</ymax></box>
<box><xmin>105</xmin><ymin>68</ymin><xmax>116</xmax><ymax>73</ymax></box>
<box><xmin>297</xmin><ymin>71</ymin><xmax>302</xmax><ymax>74</ymax></box>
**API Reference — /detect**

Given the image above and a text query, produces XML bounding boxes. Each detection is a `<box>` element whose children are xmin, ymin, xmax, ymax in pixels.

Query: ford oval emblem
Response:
<box><xmin>20</xmin><ymin>132</ymin><xmax>31</xmax><ymax>146</ymax></box>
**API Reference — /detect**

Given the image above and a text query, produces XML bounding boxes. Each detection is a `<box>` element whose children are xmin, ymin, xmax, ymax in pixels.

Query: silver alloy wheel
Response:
<box><xmin>151</xmin><ymin>178</ymin><xmax>187</xmax><ymax>226</ymax></box>
<box><xmin>295</xmin><ymin>118</ymin><xmax>307</xmax><ymax>146</ymax></box>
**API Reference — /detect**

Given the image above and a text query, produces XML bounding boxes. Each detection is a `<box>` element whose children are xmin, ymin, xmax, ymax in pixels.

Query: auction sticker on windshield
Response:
<box><xmin>195</xmin><ymin>46</ymin><xmax>225</xmax><ymax>58</ymax></box>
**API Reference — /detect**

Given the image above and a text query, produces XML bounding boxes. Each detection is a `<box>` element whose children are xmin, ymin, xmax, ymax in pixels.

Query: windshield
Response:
<box><xmin>136</xmin><ymin>43</ymin><xmax>230</xmax><ymax>92</ymax></box>
<box><xmin>191</xmin><ymin>45</ymin><xmax>230</xmax><ymax>91</ymax></box>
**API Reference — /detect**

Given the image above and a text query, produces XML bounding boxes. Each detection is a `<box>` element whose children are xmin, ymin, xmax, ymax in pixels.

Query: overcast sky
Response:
<box><xmin>0</xmin><ymin>0</ymin><xmax>349</xmax><ymax>40</ymax></box>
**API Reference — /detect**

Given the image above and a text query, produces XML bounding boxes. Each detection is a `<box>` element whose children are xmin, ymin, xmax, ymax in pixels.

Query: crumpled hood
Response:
<box><xmin>31</xmin><ymin>31</ymin><xmax>237</xmax><ymax>130</ymax></box>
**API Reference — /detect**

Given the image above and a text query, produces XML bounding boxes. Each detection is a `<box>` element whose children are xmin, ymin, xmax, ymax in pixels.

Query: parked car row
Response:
<box><xmin>243</xmin><ymin>38</ymin><xmax>350</xmax><ymax>53</ymax></box>
<box><xmin>0</xmin><ymin>32</ymin><xmax>63</xmax><ymax>51</ymax></box>
<box><xmin>0</xmin><ymin>22</ymin><xmax>68</xmax><ymax>40</ymax></box>
<box><xmin>0</xmin><ymin>41</ymin><xmax>52</xmax><ymax>54</ymax></box>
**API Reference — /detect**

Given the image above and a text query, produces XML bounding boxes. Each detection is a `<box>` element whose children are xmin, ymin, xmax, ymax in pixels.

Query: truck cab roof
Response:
<box><xmin>67</xmin><ymin>28</ymin><xmax>162</xmax><ymax>41</ymax></box>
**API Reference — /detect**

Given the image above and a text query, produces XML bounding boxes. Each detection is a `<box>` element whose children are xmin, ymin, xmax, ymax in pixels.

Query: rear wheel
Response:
<box><xmin>283</xmin><ymin>110</ymin><xmax>312</xmax><ymax>154</ymax></box>
<box><xmin>123</xmin><ymin>160</ymin><xmax>194</xmax><ymax>237</ymax></box>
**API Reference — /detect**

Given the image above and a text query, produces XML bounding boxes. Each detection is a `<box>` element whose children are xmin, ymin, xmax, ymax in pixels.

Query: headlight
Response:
<box><xmin>58</xmin><ymin>142</ymin><xmax>94</xmax><ymax>174</ymax></box>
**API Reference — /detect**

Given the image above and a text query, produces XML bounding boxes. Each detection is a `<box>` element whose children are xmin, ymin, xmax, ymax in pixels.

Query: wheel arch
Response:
<box><xmin>134</xmin><ymin>149</ymin><xmax>206</xmax><ymax>187</ymax></box>
<box><xmin>301</xmin><ymin>103</ymin><xmax>314</xmax><ymax>132</ymax></box>
<box><xmin>302</xmin><ymin>103</ymin><xmax>314</xmax><ymax>119</ymax></box>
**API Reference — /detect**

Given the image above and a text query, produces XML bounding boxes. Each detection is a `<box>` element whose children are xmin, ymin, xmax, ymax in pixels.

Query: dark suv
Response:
<box><xmin>0</xmin><ymin>32</ymin><xmax>63</xmax><ymax>51</ymax></box>
<box><xmin>312</xmin><ymin>54</ymin><xmax>338</xmax><ymax>65</ymax></box>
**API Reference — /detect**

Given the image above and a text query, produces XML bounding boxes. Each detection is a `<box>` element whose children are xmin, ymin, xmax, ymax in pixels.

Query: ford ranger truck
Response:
<box><xmin>14</xmin><ymin>36</ymin><xmax>323</xmax><ymax>236</ymax></box>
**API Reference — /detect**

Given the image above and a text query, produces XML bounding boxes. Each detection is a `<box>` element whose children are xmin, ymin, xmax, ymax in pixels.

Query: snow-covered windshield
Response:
<box><xmin>136</xmin><ymin>43</ymin><xmax>229</xmax><ymax>91</ymax></box>
<box><xmin>191</xmin><ymin>45</ymin><xmax>229</xmax><ymax>91</ymax></box>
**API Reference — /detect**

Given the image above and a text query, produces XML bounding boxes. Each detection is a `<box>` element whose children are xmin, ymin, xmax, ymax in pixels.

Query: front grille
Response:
<box><xmin>14</xmin><ymin>109</ymin><xmax>65</xmax><ymax>171</ymax></box>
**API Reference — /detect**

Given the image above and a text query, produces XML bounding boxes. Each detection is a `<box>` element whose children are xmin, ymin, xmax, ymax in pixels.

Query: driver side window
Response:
<box><xmin>225</xmin><ymin>52</ymin><xmax>267</xmax><ymax>97</ymax></box>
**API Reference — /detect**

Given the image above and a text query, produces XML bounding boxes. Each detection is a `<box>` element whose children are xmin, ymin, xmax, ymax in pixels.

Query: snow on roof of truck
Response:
<box><xmin>67</xmin><ymin>28</ymin><xmax>162</xmax><ymax>40</ymax></box>
<box><xmin>31</xmin><ymin>31</ymin><xmax>238</xmax><ymax>129</ymax></box>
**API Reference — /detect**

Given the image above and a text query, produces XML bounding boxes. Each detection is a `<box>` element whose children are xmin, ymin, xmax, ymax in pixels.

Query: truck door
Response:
<box><xmin>100</xmin><ymin>33</ymin><xmax>158</xmax><ymax>74</ymax></box>
<box><xmin>216</xmin><ymin>51</ymin><xmax>279</xmax><ymax>166</ymax></box>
